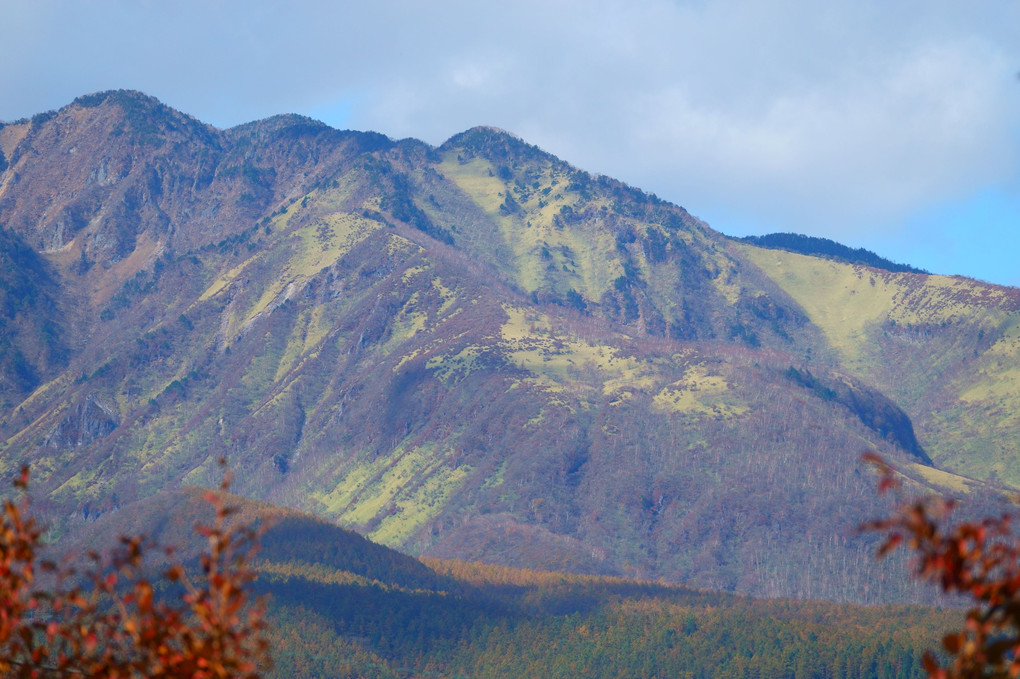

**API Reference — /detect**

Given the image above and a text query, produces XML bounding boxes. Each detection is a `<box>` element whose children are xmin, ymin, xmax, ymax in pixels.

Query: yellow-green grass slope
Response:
<box><xmin>741</xmin><ymin>244</ymin><xmax>1020</xmax><ymax>484</ymax></box>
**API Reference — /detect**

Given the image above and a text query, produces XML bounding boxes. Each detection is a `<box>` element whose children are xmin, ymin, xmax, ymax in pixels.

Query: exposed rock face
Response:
<box><xmin>45</xmin><ymin>392</ymin><xmax>119</xmax><ymax>449</ymax></box>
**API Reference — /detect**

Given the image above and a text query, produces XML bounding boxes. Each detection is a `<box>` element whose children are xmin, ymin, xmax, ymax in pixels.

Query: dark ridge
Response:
<box><xmin>73</xmin><ymin>89</ymin><xmax>167</xmax><ymax>111</ymax></box>
<box><xmin>0</xmin><ymin>226</ymin><xmax>68</xmax><ymax>393</ymax></box>
<box><xmin>394</xmin><ymin>136</ymin><xmax>442</xmax><ymax>164</ymax></box>
<box><xmin>226</xmin><ymin>115</ymin><xmax>395</xmax><ymax>157</ymax></box>
<box><xmin>259</xmin><ymin>514</ymin><xmax>449</xmax><ymax>591</ymax></box>
<box><xmin>783</xmin><ymin>366</ymin><xmax>932</xmax><ymax>464</ymax></box>
<box><xmin>4</xmin><ymin>90</ymin><xmax>176</xmax><ymax>126</ymax></box>
<box><xmin>739</xmin><ymin>232</ymin><xmax>928</xmax><ymax>275</ymax></box>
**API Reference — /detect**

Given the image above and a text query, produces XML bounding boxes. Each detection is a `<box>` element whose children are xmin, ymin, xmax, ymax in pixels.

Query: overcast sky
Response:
<box><xmin>3</xmin><ymin>0</ymin><xmax>1019</xmax><ymax>285</ymax></box>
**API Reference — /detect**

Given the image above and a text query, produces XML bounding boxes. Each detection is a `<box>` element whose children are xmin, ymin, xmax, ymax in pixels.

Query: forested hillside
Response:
<box><xmin>67</xmin><ymin>485</ymin><xmax>956</xmax><ymax>679</ymax></box>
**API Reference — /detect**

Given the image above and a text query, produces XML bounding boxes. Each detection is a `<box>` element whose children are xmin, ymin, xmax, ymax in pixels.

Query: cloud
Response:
<box><xmin>331</xmin><ymin>1</ymin><xmax>1020</xmax><ymax>237</ymax></box>
<box><xmin>624</xmin><ymin>37</ymin><xmax>1017</xmax><ymax>233</ymax></box>
<box><xmin>2</xmin><ymin>0</ymin><xmax>1019</xmax><ymax>252</ymax></box>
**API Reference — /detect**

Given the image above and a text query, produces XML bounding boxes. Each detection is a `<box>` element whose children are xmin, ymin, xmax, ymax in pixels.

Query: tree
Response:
<box><xmin>864</xmin><ymin>452</ymin><xmax>1020</xmax><ymax>679</ymax></box>
<box><xmin>0</xmin><ymin>465</ymin><xmax>270</xmax><ymax>678</ymax></box>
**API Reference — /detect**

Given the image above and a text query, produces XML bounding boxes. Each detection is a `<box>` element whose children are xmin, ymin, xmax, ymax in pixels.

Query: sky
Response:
<box><xmin>3</xmin><ymin>1</ymin><xmax>1019</xmax><ymax>286</ymax></box>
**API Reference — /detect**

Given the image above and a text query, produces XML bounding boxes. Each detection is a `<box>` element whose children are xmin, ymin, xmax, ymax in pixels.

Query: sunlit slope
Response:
<box><xmin>741</xmin><ymin>244</ymin><xmax>1020</xmax><ymax>483</ymax></box>
<box><xmin>431</xmin><ymin>127</ymin><xmax>832</xmax><ymax>354</ymax></box>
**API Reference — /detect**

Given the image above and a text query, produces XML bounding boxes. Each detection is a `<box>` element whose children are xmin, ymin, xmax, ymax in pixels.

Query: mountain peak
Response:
<box><xmin>441</xmin><ymin>125</ymin><xmax>556</xmax><ymax>167</ymax></box>
<box><xmin>3</xmin><ymin>91</ymin><xmax>1020</xmax><ymax>607</ymax></box>
<box><xmin>227</xmin><ymin>112</ymin><xmax>333</xmax><ymax>135</ymax></box>
<box><xmin>449</xmin><ymin>124</ymin><xmax>521</xmax><ymax>141</ymax></box>
<box><xmin>72</xmin><ymin>89</ymin><xmax>166</xmax><ymax>111</ymax></box>
<box><xmin>65</xmin><ymin>89</ymin><xmax>216</xmax><ymax>143</ymax></box>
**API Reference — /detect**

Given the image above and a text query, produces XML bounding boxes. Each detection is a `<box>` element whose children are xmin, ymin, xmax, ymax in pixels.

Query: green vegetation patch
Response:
<box><xmin>438</xmin><ymin>152</ymin><xmax>622</xmax><ymax>300</ymax></box>
<box><xmin>378</xmin><ymin>291</ymin><xmax>429</xmax><ymax>356</ymax></box>
<box><xmin>273</xmin><ymin>306</ymin><xmax>332</xmax><ymax>383</ymax></box>
<box><xmin>906</xmin><ymin>462</ymin><xmax>984</xmax><ymax>495</ymax></box>
<box><xmin>742</xmin><ymin>245</ymin><xmax>1014</xmax><ymax>369</ymax></box>
<box><xmin>741</xmin><ymin>246</ymin><xmax>906</xmax><ymax>367</ymax></box>
<box><xmin>426</xmin><ymin>344</ymin><xmax>484</xmax><ymax>383</ymax></box>
<box><xmin>500</xmin><ymin>305</ymin><xmax>658</xmax><ymax>395</ymax></box>
<box><xmin>431</xmin><ymin>276</ymin><xmax>458</xmax><ymax>315</ymax></box>
<box><xmin>925</xmin><ymin>397</ymin><xmax>1020</xmax><ymax>485</ymax></box>
<box><xmin>370</xmin><ymin>460</ymin><xmax>470</xmax><ymax>545</ymax></box>
<box><xmin>52</xmin><ymin>467</ymin><xmax>100</xmax><ymax>502</ymax></box>
<box><xmin>257</xmin><ymin>561</ymin><xmax>381</xmax><ymax>589</ymax></box>
<box><xmin>958</xmin><ymin>319</ymin><xmax>1020</xmax><ymax>408</ymax></box>
<box><xmin>198</xmin><ymin>254</ymin><xmax>261</xmax><ymax>302</ymax></box>
<box><xmin>743</xmin><ymin>243</ymin><xmax>1020</xmax><ymax>484</ymax></box>
<box><xmin>437</xmin><ymin>154</ymin><xmax>508</xmax><ymax>215</ymax></box>
<box><xmin>652</xmin><ymin>363</ymin><xmax>748</xmax><ymax>419</ymax></box>
<box><xmin>241</xmin><ymin>213</ymin><xmax>381</xmax><ymax>327</ymax></box>
<box><xmin>311</xmin><ymin>446</ymin><xmax>469</xmax><ymax>547</ymax></box>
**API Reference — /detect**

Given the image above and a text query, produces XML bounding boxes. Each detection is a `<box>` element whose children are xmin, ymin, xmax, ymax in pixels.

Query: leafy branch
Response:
<box><xmin>0</xmin><ymin>463</ymin><xmax>270</xmax><ymax>678</ymax></box>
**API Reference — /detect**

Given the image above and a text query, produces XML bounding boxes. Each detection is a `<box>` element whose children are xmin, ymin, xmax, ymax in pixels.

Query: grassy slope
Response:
<box><xmin>436</xmin><ymin>152</ymin><xmax>623</xmax><ymax>300</ymax></box>
<box><xmin>740</xmin><ymin>244</ymin><xmax>1020</xmax><ymax>484</ymax></box>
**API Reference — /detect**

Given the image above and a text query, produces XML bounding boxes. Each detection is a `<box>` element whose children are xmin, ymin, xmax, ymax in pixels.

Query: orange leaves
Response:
<box><xmin>0</xmin><ymin>465</ymin><xmax>270</xmax><ymax>678</ymax></box>
<box><xmin>864</xmin><ymin>453</ymin><xmax>1020</xmax><ymax>679</ymax></box>
<box><xmin>862</xmin><ymin>451</ymin><xmax>901</xmax><ymax>495</ymax></box>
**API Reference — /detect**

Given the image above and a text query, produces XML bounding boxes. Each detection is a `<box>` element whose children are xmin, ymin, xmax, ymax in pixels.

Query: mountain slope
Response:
<box><xmin>0</xmin><ymin>226</ymin><xmax>67</xmax><ymax>405</ymax></box>
<box><xmin>0</xmin><ymin>91</ymin><xmax>1012</xmax><ymax>604</ymax></box>
<box><xmin>741</xmin><ymin>245</ymin><xmax>1020</xmax><ymax>484</ymax></box>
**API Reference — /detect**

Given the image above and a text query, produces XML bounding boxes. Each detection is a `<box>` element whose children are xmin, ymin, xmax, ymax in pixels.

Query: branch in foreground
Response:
<box><xmin>863</xmin><ymin>452</ymin><xmax>1020</xmax><ymax>679</ymax></box>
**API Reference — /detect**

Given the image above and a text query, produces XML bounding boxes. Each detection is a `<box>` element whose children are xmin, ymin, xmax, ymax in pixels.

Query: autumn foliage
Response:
<box><xmin>864</xmin><ymin>452</ymin><xmax>1020</xmax><ymax>679</ymax></box>
<box><xmin>0</xmin><ymin>466</ymin><xmax>269</xmax><ymax>678</ymax></box>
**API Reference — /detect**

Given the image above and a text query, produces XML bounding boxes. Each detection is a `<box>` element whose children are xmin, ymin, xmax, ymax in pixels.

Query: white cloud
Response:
<box><xmin>618</xmin><ymin>36</ymin><xmax>1018</xmax><ymax>234</ymax></box>
<box><xmin>2</xmin><ymin>0</ymin><xmax>1019</xmax><ymax>258</ymax></box>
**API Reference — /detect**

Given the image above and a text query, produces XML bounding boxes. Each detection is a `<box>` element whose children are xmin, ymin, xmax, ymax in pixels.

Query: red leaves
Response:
<box><xmin>864</xmin><ymin>453</ymin><xmax>1020</xmax><ymax>679</ymax></box>
<box><xmin>863</xmin><ymin>451</ymin><xmax>901</xmax><ymax>494</ymax></box>
<box><xmin>0</xmin><ymin>466</ymin><xmax>270</xmax><ymax>678</ymax></box>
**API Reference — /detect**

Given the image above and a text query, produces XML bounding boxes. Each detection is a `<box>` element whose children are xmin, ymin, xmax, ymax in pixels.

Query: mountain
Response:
<box><xmin>66</xmin><ymin>484</ymin><xmax>954</xmax><ymax>678</ymax></box>
<box><xmin>1</xmin><ymin>90</ymin><xmax>1017</xmax><ymax>603</ymax></box>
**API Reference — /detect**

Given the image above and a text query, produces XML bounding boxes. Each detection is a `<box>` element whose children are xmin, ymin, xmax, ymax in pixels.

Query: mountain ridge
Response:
<box><xmin>0</xmin><ymin>90</ymin><xmax>1017</xmax><ymax>604</ymax></box>
<box><xmin>738</xmin><ymin>232</ymin><xmax>928</xmax><ymax>275</ymax></box>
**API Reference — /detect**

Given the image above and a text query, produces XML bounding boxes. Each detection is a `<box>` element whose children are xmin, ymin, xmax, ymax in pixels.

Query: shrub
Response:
<box><xmin>864</xmin><ymin>452</ymin><xmax>1020</xmax><ymax>678</ymax></box>
<box><xmin>0</xmin><ymin>465</ymin><xmax>270</xmax><ymax>678</ymax></box>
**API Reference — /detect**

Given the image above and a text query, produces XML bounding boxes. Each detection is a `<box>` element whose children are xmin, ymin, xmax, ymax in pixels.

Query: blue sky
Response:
<box><xmin>3</xmin><ymin>0</ymin><xmax>1018</xmax><ymax>286</ymax></box>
